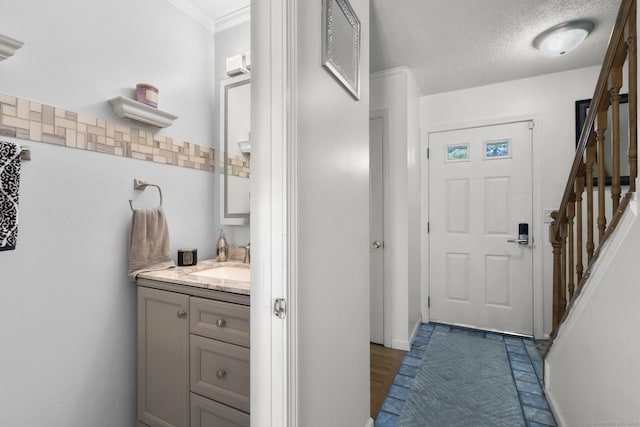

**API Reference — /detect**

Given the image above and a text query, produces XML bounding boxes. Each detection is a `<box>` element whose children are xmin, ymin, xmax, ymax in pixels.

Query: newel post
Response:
<box><xmin>550</xmin><ymin>210</ymin><xmax>564</xmax><ymax>335</ymax></box>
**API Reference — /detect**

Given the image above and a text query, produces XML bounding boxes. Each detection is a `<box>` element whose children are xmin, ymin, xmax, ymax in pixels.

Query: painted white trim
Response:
<box><xmin>215</xmin><ymin>6</ymin><xmax>251</xmax><ymax>33</ymax></box>
<box><xmin>393</xmin><ymin>314</ymin><xmax>422</xmax><ymax>351</ymax></box>
<box><xmin>365</xmin><ymin>417</ymin><xmax>375</xmax><ymax>427</ymax></box>
<box><xmin>370</xmin><ymin>66</ymin><xmax>411</xmax><ymax>82</ymax></box>
<box><xmin>420</xmin><ymin>126</ymin><xmax>430</xmax><ymax>322</ymax></box>
<box><xmin>543</xmin><ymin>374</ymin><xmax>566</xmax><ymax>427</ymax></box>
<box><xmin>286</xmin><ymin>0</ymin><xmax>299</xmax><ymax>425</ymax></box>
<box><xmin>164</xmin><ymin>1</ymin><xmax>250</xmax><ymax>33</ymax></box>
<box><xmin>530</xmin><ymin>115</ymin><xmax>545</xmax><ymax>339</ymax></box>
<box><xmin>409</xmin><ymin>314</ymin><xmax>422</xmax><ymax>343</ymax></box>
<box><xmin>250</xmin><ymin>0</ymin><xmax>292</xmax><ymax>425</ymax></box>
<box><xmin>421</xmin><ymin>113</ymin><xmax>544</xmax><ymax>338</ymax></box>
<box><xmin>165</xmin><ymin>0</ymin><xmax>216</xmax><ymax>32</ymax></box>
<box><xmin>391</xmin><ymin>338</ymin><xmax>411</xmax><ymax>351</ymax></box>
<box><xmin>425</xmin><ymin>113</ymin><xmax>540</xmax><ymax>135</ymax></box>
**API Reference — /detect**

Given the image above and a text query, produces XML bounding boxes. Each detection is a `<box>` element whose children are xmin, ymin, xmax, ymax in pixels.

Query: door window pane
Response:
<box><xmin>446</xmin><ymin>144</ymin><xmax>469</xmax><ymax>162</ymax></box>
<box><xmin>484</xmin><ymin>140</ymin><xmax>510</xmax><ymax>159</ymax></box>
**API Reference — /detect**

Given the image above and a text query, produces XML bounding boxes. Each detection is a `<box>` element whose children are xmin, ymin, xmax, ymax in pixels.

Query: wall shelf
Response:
<box><xmin>108</xmin><ymin>96</ymin><xmax>178</xmax><ymax>128</ymax></box>
<box><xmin>0</xmin><ymin>34</ymin><xmax>24</xmax><ymax>61</ymax></box>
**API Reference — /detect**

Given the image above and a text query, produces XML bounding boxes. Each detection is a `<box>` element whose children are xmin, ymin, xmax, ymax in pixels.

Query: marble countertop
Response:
<box><xmin>137</xmin><ymin>259</ymin><xmax>250</xmax><ymax>295</ymax></box>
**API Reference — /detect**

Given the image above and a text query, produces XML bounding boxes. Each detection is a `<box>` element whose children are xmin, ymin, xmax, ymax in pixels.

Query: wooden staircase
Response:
<box><xmin>548</xmin><ymin>0</ymin><xmax>637</xmax><ymax>346</ymax></box>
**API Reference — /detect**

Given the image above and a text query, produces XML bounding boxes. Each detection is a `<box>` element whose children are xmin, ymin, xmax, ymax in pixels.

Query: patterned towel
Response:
<box><xmin>0</xmin><ymin>140</ymin><xmax>21</xmax><ymax>251</ymax></box>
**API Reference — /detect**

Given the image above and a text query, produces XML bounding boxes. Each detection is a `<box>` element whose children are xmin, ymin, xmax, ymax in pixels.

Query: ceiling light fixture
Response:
<box><xmin>533</xmin><ymin>20</ymin><xmax>595</xmax><ymax>56</ymax></box>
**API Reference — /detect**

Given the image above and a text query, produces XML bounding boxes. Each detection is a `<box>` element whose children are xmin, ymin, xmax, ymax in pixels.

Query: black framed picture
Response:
<box><xmin>575</xmin><ymin>94</ymin><xmax>630</xmax><ymax>186</ymax></box>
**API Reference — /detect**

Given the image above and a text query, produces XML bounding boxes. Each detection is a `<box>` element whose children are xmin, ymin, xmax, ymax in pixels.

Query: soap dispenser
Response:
<box><xmin>216</xmin><ymin>227</ymin><xmax>228</xmax><ymax>262</ymax></box>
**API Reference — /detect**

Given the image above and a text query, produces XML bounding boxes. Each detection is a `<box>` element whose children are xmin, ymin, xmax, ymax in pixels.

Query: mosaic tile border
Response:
<box><xmin>0</xmin><ymin>93</ymin><xmax>214</xmax><ymax>172</ymax></box>
<box><xmin>375</xmin><ymin>323</ymin><xmax>557</xmax><ymax>427</ymax></box>
<box><xmin>224</xmin><ymin>154</ymin><xmax>251</xmax><ymax>178</ymax></box>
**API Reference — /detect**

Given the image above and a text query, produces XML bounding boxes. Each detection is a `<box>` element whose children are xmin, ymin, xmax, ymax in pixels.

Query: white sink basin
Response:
<box><xmin>190</xmin><ymin>265</ymin><xmax>250</xmax><ymax>282</ymax></box>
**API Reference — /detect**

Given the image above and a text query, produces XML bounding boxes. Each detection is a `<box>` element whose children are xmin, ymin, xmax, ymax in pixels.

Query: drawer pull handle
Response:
<box><xmin>216</xmin><ymin>318</ymin><xmax>227</xmax><ymax>327</ymax></box>
<box><xmin>216</xmin><ymin>370</ymin><xmax>227</xmax><ymax>379</ymax></box>
<box><xmin>177</xmin><ymin>310</ymin><xmax>187</xmax><ymax>319</ymax></box>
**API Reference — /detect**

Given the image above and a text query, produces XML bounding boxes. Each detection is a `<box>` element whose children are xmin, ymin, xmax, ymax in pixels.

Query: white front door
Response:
<box><xmin>370</xmin><ymin>116</ymin><xmax>384</xmax><ymax>344</ymax></box>
<box><xmin>429</xmin><ymin>120</ymin><xmax>534</xmax><ymax>335</ymax></box>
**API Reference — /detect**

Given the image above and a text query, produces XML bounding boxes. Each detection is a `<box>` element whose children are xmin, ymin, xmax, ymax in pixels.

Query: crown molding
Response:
<box><xmin>165</xmin><ymin>0</ymin><xmax>216</xmax><ymax>33</ymax></box>
<box><xmin>215</xmin><ymin>6</ymin><xmax>251</xmax><ymax>33</ymax></box>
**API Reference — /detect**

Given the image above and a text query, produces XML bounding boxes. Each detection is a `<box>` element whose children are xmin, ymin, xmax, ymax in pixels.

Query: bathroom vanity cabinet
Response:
<box><xmin>136</xmin><ymin>276</ymin><xmax>250</xmax><ymax>427</ymax></box>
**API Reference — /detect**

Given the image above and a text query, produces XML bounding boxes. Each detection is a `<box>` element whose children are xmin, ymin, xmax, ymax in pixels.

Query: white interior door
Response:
<box><xmin>429</xmin><ymin>121</ymin><xmax>534</xmax><ymax>335</ymax></box>
<box><xmin>370</xmin><ymin>117</ymin><xmax>384</xmax><ymax>344</ymax></box>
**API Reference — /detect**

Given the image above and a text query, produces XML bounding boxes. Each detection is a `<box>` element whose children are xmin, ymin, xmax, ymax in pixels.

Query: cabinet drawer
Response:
<box><xmin>190</xmin><ymin>297</ymin><xmax>250</xmax><ymax>347</ymax></box>
<box><xmin>190</xmin><ymin>335</ymin><xmax>250</xmax><ymax>413</ymax></box>
<box><xmin>190</xmin><ymin>393</ymin><xmax>250</xmax><ymax>427</ymax></box>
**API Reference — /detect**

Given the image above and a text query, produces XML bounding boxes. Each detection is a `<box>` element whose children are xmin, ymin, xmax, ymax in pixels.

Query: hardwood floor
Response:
<box><xmin>370</xmin><ymin>343</ymin><xmax>406</xmax><ymax>419</ymax></box>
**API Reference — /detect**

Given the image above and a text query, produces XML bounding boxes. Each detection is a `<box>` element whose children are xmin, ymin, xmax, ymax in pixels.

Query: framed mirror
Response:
<box><xmin>321</xmin><ymin>0</ymin><xmax>361</xmax><ymax>100</ymax></box>
<box><xmin>220</xmin><ymin>74</ymin><xmax>251</xmax><ymax>225</ymax></box>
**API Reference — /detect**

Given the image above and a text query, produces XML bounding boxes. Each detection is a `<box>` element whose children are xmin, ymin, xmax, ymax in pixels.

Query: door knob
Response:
<box><xmin>372</xmin><ymin>241</ymin><xmax>381</xmax><ymax>249</ymax></box>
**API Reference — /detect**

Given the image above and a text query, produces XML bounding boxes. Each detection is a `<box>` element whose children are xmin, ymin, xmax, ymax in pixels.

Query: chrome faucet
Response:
<box><xmin>243</xmin><ymin>243</ymin><xmax>250</xmax><ymax>264</ymax></box>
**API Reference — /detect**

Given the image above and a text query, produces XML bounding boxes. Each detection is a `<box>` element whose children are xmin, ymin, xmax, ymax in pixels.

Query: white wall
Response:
<box><xmin>407</xmin><ymin>71</ymin><xmax>422</xmax><ymax>341</ymax></box>
<box><xmin>370</xmin><ymin>68</ymin><xmax>422</xmax><ymax>349</ymax></box>
<box><xmin>214</xmin><ymin>22</ymin><xmax>251</xmax><ymax>245</ymax></box>
<box><xmin>0</xmin><ymin>0</ymin><xmax>215</xmax><ymax>145</ymax></box>
<box><xmin>545</xmin><ymin>195</ymin><xmax>640</xmax><ymax>426</ymax></box>
<box><xmin>420</xmin><ymin>65</ymin><xmax>601</xmax><ymax>336</ymax></box>
<box><xmin>295</xmin><ymin>0</ymin><xmax>371</xmax><ymax>425</ymax></box>
<box><xmin>0</xmin><ymin>1</ymin><xmax>217</xmax><ymax>426</ymax></box>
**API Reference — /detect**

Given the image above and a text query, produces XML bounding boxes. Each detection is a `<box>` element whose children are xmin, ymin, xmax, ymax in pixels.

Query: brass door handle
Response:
<box><xmin>372</xmin><ymin>241</ymin><xmax>381</xmax><ymax>249</ymax></box>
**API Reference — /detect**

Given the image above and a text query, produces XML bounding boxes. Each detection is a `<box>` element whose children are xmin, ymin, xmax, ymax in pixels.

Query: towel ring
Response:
<box><xmin>129</xmin><ymin>179</ymin><xmax>163</xmax><ymax>212</ymax></box>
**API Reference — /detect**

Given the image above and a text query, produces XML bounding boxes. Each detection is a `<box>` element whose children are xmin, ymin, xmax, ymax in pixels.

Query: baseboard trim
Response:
<box><xmin>409</xmin><ymin>314</ymin><xmax>422</xmax><ymax>344</ymax></box>
<box><xmin>365</xmin><ymin>417</ymin><xmax>374</xmax><ymax>427</ymax></box>
<box><xmin>391</xmin><ymin>339</ymin><xmax>411</xmax><ymax>351</ymax></box>
<box><xmin>392</xmin><ymin>315</ymin><xmax>423</xmax><ymax>351</ymax></box>
<box><xmin>543</xmin><ymin>377</ymin><xmax>565</xmax><ymax>427</ymax></box>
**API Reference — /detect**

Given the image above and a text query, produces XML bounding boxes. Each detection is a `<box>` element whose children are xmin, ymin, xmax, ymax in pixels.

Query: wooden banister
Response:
<box><xmin>549</xmin><ymin>0</ymin><xmax>637</xmax><ymax>341</ymax></box>
<box><xmin>552</xmin><ymin>0</ymin><xmax>635</xmax><ymax>236</ymax></box>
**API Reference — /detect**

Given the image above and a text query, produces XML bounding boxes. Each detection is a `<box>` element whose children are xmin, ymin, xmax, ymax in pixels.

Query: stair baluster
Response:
<box><xmin>548</xmin><ymin>0</ymin><xmax>637</xmax><ymax>346</ymax></box>
<box><xmin>575</xmin><ymin>164</ymin><xmax>585</xmax><ymax>285</ymax></box>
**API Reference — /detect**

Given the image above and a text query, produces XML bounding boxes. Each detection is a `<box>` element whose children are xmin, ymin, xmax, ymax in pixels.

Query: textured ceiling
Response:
<box><xmin>370</xmin><ymin>0</ymin><xmax>622</xmax><ymax>95</ymax></box>
<box><xmin>175</xmin><ymin>0</ymin><xmax>621</xmax><ymax>95</ymax></box>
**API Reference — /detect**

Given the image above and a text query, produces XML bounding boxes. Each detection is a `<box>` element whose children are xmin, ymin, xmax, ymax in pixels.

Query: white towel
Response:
<box><xmin>0</xmin><ymin>140</ymin><xmax>21</xmax><ymax>251</ymax></box>
<box><xmin>128</xmin><ymin>207</ymin><xmax>175</xmax><ymax>281</ymax></box>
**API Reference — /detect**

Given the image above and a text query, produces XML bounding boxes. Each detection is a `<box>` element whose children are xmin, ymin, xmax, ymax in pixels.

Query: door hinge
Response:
<box><xmin>274</xmin><ymin>298</ymin><xmax>287</xmax><ymax>319</ymax></box>
<box><xmin>428</xmin><ymin>296</ymin><xmax>431</xmax><ymax>308</ymax></box>
<box><xmin>427</xmin><ymin>148</ymin><xmax>430</xmax><ymax>159</ymax></box>
<box><xmin>427</xmin><ymin>222</ymin><xmax>430</xmax><ymax>233</ymax></box>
